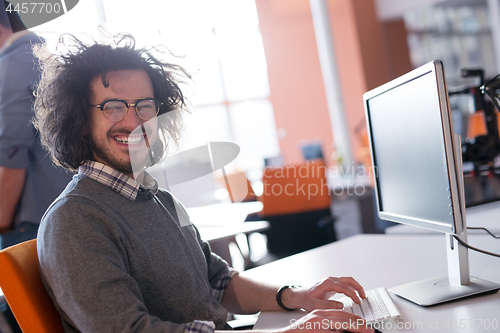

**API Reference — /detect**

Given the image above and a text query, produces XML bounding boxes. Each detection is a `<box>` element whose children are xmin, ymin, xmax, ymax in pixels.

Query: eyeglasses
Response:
<box><xmin>92</xmin><ymin>98</ymin><xmax>163</xmax><ymax>122</ymax></box>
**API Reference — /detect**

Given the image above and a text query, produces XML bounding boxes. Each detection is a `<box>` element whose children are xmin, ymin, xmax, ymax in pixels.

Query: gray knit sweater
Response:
<box><xmin>38</xmin><ymin>175</ymin><xmax>233</xmax><ymax>333</ymax></box>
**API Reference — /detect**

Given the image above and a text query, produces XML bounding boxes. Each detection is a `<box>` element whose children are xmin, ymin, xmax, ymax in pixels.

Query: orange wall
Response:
<box><xmin>255</xmin><ymin>0</ymin><xmax>335</xmax><ymax>166</ymax></box>
<box><xmin>328</xmin><ymin>0</ymin><xmax>391</xmax><ymax>156</ymax></box>
<box><xmin>255</xmin><ymin>0</ymin><xmax>410</xmax><ymax>166</ymax></box>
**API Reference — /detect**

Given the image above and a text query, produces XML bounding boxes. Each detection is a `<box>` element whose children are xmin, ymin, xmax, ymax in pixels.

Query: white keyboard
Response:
<box><xmin>336</xmin><ymin>287</ymin><xmax>403</xmax><ymax>325</ymax></box>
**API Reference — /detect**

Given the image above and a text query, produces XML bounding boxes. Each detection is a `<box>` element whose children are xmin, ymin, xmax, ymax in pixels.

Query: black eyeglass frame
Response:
<box><xmin>92</xmin><ymin>98</ymin><xmax>164</xmax><ymax>122</ymax></box>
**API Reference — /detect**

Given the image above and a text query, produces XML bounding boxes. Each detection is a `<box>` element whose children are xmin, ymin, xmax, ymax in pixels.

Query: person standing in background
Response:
<box><xmin>0</xmin><ymin>1</ymin><xmax>72</xmax><ymax>249</ymax></box>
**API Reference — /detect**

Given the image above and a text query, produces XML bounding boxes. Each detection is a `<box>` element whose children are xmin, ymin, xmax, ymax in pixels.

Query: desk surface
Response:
<box><xmin>242</xmin><ymin>234</ymin><xmax>500</xmax><ymax>333</ymax></box>
<box><xmin>186</xmin><ymin>202</ymin><xmax>263</xmax><ymax>227</ymax></box>
<box><xmin>197</xmin><ymin>221</ymin><xmax>269</xmax><ymax>242</ymax></box>
<box><xmin>187</xmin><ymin>202</ymin><xmax>267</xmax><ymax>268</ymax></box>
<box><xmin>385</xmin><ymin>200</ymin><xmax>500</xmax><ymax>235</ymax></box>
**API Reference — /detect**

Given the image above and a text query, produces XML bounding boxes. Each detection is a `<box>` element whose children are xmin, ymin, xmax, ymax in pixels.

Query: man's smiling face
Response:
<box><xmin>88</xmin><ymin>69</ymin><xmax>158</xmax><ymax>178</ymax></box>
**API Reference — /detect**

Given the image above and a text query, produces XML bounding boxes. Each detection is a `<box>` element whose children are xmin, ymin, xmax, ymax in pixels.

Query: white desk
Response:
<box><xmin>197</xmin><ymin>221</ymin><xmax>269</xmax><ymax>243</ymax></box>
<box><xmin>189</xmin><ymin>202</ymin><xmax>267</xmax><ymax>242</ymax></box>
<box><xmin>187</xmin><ymin>202</ymin><xmax>263</xmax><ymax>227</ymax></box>
<box><xmin>386</xmin><ymin>201</ymin><xmax>500</xmax><ymax>235</ymax></box>
<box><xmin>242</xmin><ymin>234</ymin><xmax>500</xmax><ymax>333</ymax></box>
<box><xmin>186</xmin><ymin>202</ymin><xmax>268</xmax><ymax>268</ymax></box>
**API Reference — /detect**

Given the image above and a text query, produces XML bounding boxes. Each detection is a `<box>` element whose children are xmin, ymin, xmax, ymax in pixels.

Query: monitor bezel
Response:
<box><xmin>363</xmin><ymin>60</ymin><xmax>464</xmax><ymax>235</ymax></box>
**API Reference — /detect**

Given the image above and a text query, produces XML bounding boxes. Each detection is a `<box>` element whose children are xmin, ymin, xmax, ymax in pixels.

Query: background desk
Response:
<box><xmin>242</xmin><ymin>234</ymin><xmax>500</xmax><ymax>333</ymax></box>
<box><xmin>187</xmin><ymin>202</ymin><xmax>268</xmax><ymax>268</ymax></box>
<box><xmin>386</xmin><ymin>201</ymin><xmax>500</xmax><ymax>234</ymax></box>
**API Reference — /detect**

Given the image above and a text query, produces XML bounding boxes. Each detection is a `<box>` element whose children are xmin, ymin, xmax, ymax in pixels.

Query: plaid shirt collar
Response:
<box><xmin>78</xmin><ymin>161</ymin><xmax>158</xmax><ymax>201</ymax></box>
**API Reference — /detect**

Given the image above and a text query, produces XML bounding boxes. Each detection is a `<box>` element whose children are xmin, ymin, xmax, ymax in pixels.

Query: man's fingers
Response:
<box><xmin>311</xmin><ymin>299</ymin><xmax>344</xmax><ymax>310</ymax></box>
<box><xmin>325</xmin><ymin>277</ymin><xmax>366</xmax><ymax>302</ymax></box>
<box><xmin>310</xmin><ymin>308</ymin><xmax>361</xmax><ymax>320</ymax></box>
<box><xmin>324</xmin><ymin>280</ymin><xmax>361</xmax><ymax>304</ymax></box>
<box><xmin>333</xmin><ymin>276</ymin><xmax>366</xmax><ymax>299</ymax></box>
<box><xmin>304</xmin><ymin>309</ymin><xmax>373</xmax><ymax>333</ymax></box>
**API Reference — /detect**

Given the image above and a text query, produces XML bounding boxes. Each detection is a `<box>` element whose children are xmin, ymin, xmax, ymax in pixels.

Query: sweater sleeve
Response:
<box><xmin>171</xmin><ymin>198</ymin><xmax>237</xmax><ymax>303</ymax></box>
<box><xmin>38</xmin><ymin>196</ymin><xmax>207</xmax><ymax>333</ymax></box>
<box><xmin>168</xmin><ymin>191</ymin><xmax>237</xmax><ymax>302</ymax></box>
<box><xmin>0</xmin><ymin>46</ymin><xmax>37</xmax><ymax>168</ymax></box>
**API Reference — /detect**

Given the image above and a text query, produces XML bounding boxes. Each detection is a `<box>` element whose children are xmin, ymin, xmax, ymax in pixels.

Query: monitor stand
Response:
<box><xmin>389</xmin><ymin>134</ymin><xmax>500</xmax><ymax>306</ymax></box>
<box><xmin>389</xmin><ymin>233</ymin><xmax>500</xmax><ymax>306</ymax></box>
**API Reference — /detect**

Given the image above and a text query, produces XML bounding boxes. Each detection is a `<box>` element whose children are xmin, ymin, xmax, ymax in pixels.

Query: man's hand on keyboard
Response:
<box><xmin>279</xmin><ymin>309</ymin><xmax>374</xmax><ymax>333</ymax></box>
<box><xmin>282</xmin><ymin>277</ymin><xmax>366</xmax><ymax>312</ymax></box>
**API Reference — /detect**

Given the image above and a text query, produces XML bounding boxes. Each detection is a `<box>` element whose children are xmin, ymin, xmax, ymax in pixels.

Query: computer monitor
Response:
<box><xmin>300</xmin><ymin>142</ymin><xmax>324</xmax><ymax>161</ymax></box>
<box><xmin>364</xmin><ymin>60</ymin><xmax>500</xmax><ymax>306</ymax></box>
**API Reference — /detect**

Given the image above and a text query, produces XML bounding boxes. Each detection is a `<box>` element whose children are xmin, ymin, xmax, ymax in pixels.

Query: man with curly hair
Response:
<box><xmin>0</xmin><ymin>1</ymin><xmax>72</xmax><ymax>248</ymax></box>
<box><xmin>34</xmin><ymin>34</ymin><xmax>373</xmax><ymax>333</ymax></box>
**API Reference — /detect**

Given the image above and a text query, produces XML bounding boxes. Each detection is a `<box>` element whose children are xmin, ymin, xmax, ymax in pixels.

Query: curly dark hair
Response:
<box><xmin>33</xmin><ymin>33</ymin><xmax>190</xmax><ymax>171</ymax></box>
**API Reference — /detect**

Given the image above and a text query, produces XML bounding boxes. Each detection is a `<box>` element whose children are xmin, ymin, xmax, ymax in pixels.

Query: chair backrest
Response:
<box><xmin>259</xmin><ymin>160</ymin><xmax>331</xmax><ymax>216</ymax></box>
<box><xmin>216</xmin><ymin>170</ymin><xmax>257</xmax><ymax>203</ymax></box>
<box><xmin>0</xmin><ymin>239</ymin><xmax>64</xmax><ymax>333</ymax></box>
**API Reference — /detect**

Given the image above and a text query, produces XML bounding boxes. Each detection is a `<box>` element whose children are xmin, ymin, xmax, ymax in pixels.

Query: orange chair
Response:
<box><xmin>260</xmin><ymin>160</ymin><xmax>331</xmax><ymax>216</ymax></box>
<box><xmin>0</xmin><ymin>239</ymin><xmax>64</xmax><ymax>333</ymax></box>
<box><xmin>258</xmin><ymin>160</ymin><xmax>336</xmax><ymax>256</ymax></box>
<box><xmin>215</xmin><ymin>169</ymin><xmax>257</xmax><ymax>203</ymax></box>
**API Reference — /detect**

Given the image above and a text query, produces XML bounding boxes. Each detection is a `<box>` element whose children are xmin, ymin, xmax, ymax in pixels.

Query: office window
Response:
<box><xmin>230</xmin><ymin>100</ymin><xmax>280</xmax><ymax>171</ymax></box>
<box><xmin>178</xmin><ymin>105</ymin><xmax>232</xmax><ymax>149</ymax></box>
<box><xmin>30</xmin><ymin>0</ymin><xmax>99</xmax><ymax>50</ymax></box>
<box><xmin>32</xmin><ymin>0</ymin><xmax>280</xmax><ymax>174</ymax></box>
